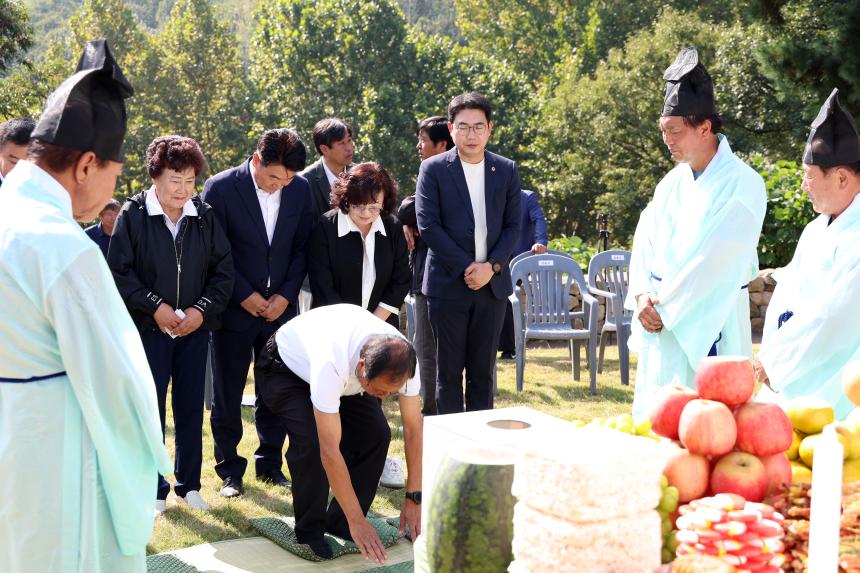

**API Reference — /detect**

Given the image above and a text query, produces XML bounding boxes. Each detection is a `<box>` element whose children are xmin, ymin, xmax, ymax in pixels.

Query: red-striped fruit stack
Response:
<box><xmin>675</xmin><ymin>493</ymin><xmax>786</xmax><ymax>571</ymax></box>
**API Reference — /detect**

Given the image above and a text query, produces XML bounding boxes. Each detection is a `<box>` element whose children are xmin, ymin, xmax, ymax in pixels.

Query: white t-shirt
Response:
<box><xmin>461</xmin><ymin>158</ymin><xmax>487</xmax><ymax>262</ymax></box>
<box><xmin>275</xmin><ymin>304</ymin><xmax>420</xmax><ymax>413</ymax></box>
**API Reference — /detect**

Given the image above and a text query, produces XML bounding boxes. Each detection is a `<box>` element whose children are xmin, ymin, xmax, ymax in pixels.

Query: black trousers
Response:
<box><xmin>211</xmin><ymin>318</ymin><xmax>288</xmax><ymax>480</ymax></box>
<box><xmin>428</xmin><ymin>286</ymin><xmax>506</xmax><ymax>414</ymax></box>
<box><xmin>140</xmin><ymin>328</ymin><xmax>208</xmax><ymax>499</ymax></box>
<box><xmin>498</xmin><ymin>300</ymin><xmax>515</xmax><ymax>353</ymax></box>
<box><xmin>255</xmin><ymin>337</ymin><xmax>391</xmax><ymax>543</ymax></box>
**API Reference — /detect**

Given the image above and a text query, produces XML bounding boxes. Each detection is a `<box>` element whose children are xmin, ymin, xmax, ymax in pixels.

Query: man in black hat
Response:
<box><xmin>624</xmin><ymin>47</ymin><xmax>767</xmax><ymax>420</ymax></box>
<box><xmin>0</xmin><ymin>39</ymin><xmax>170</xmax><ymax>572</ymax></box>
<box><xmin>755</xmin><ymin>88</ymin><xmax>860</xmax><ymax>419</ymax></box>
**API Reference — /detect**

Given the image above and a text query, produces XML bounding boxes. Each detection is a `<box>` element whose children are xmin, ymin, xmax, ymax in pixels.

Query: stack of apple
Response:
<box><xmin>653</xmin><ymin>356</ymin><xmax>794</xmax><ymax>505</ymax></box>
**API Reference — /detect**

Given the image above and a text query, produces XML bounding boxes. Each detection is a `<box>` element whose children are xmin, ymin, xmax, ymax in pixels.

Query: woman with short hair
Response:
<box><xmin>307</xmin><ymin>161</ymin><xmax>410</xmax><ymax>329</ymax></box>
<box><xmin>108</xmin><ymin>135</ymin><xmax>233</xmax><ymax>513</ymax></box>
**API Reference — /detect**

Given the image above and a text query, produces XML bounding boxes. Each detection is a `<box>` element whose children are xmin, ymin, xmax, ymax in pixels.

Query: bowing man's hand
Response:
<box><xmin>400</xmin><ymin>497</ymin><xmax>421</xmax><ymax>539</ymax></box>
<box><xmin>636</xmin><ymin>293</ymin><xmax>663</xmax><ymax>333</ymax></box>
<box><xmin>403</xmin><ymin>225</ymin><xmax>418</xmax><ymax>251</ymax></box>
<box><xmin>753</xmin><ymin>358</ymin><xmax>777</xmax><ymax>393</ymax></box>
<box><xmin>349</xmin><ymin>517</ymin><xmax>387</xmax><ymax>564</ymax></box>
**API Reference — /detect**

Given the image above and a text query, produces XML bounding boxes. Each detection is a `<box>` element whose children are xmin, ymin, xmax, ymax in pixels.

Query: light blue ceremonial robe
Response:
<box><xmin>625</xmin><ymin>135</ymin><xmax>766</xmax><ymax>420</ymax></box>
<box><xmin>757</xmin><ymin>192</ymin><xmax>860</xmax><ymax>420</ymax></box>
<box><xmin>0</xmin><ymin>161</ymin><xmax>172</xmax><ymax>572</ymax></box>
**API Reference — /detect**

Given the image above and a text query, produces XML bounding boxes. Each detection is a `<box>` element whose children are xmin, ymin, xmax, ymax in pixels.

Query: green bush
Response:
<box><xmin>548</xmin><ymin>235</ymin><xmax>597</xmax><ymax>270</ymax></box>
<box><xmin>749</xmin><ymin>154</ymin><xmax>815</xmax><ymax>269</ymax></box>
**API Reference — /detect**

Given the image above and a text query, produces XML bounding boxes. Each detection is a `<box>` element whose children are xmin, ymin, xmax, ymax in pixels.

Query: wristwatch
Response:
<box><xmin>487</xmin><ymin>257</ymin><xmax>502</xmax><ymax>275</ymax></box>
<box><xmin>405</xmin><ymin>491</ymin><xmax>422</xmax><ymax>505</ymax></box>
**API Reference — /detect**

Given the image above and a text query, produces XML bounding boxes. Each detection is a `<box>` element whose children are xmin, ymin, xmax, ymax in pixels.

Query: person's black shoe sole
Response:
<box><xmin>303</xmin><ymin>538</ymin><xmax>333</xmax><ymax>560</ymax></box>
<box><xmin>500</xmin><ymin>352</ymin><xmax>516</xmax><ymax>360</ymax></box>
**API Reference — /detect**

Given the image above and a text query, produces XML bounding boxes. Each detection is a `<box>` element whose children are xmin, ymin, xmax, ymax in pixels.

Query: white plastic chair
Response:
<box><xmin>587</xmin><ymin>250</ymin><xmax>632</xmax><ymax>386</ymax></box>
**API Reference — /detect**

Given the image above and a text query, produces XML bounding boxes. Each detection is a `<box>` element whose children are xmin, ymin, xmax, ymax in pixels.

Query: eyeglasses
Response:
<box><xmin>351</xmin><ymin>204</ymin><xmax>382</xmax><ymax>214</ymax></box>
<box><xmin>454</xmin><ymin>123</ymin><xmax>488</xmax><ymax>135</ymax></box>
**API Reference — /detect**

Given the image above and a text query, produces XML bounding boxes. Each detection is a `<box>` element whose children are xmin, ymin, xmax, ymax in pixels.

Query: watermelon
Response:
<box><xmin>424</xmin><ymin>455</ymin><xmax>515</xmax><ymax>572</ymax></box>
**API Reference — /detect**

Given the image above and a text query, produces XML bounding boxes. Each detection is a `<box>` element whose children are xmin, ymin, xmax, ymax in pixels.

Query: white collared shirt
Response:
<box><xmin>275</xmin><ymin>304</ymin><xmax>420</xmax><ymax>413</ymax></box>
<box><xmin>321</xmin><ymin>159</ymin><xmax>339</xmax><ymax>187</ymax></box>
<box><xmin>336</xmin><ymin>210</ymin><xmax>399</xmax><ymax>315</ymax></box>
<box><xmin>461</xmin><ymin>158</ymin><xmax>488</xmax><ymax>262</ymax></box>
<box><xmin>250</xmin><ymin>160</ymin><xmax>281</xmax><ymax>244</ymax></box>
<box><xmin>145</xmin><ymin>186</ymin><xmax>197</xmax><ymax>239</ymax></box>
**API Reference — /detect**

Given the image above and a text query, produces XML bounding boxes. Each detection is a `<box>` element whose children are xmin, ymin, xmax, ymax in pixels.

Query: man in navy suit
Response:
<box><xmin>203</xmin><ymin>128</ymin><xmax>314</xmax><ymax>497</ymax></box>
<box><xmin>416</xmin><ymin>92</ymin><xmax>522</xmax><ymax>414</ymax></box>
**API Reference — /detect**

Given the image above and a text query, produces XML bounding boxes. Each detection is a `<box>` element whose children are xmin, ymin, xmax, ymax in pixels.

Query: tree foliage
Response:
<box><xmin>0</xmin><ymin>0</ymin><xmax>33</xmax><ymax>72</ymax></box>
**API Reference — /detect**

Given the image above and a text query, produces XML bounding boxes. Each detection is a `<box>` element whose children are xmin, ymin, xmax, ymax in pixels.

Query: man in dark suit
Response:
<box><xmin>0</xmin><ymin>117</ymin><xmax>35</xmax><ymax>188</ymax></box>
<box><xmin>84</xmin><ymin>198</ymin><xmax>120</xmax><ymax>258</ymax></box>
<box><xmin>300</xmin><ymin>118</ymin><xmax>355</xmax><ymax>221</ymax></box>
<box><xmin>416</xmin><ymin>92</ymin><xmax>522</xmax><ymax>414</ymax></box>
<box><xmin>297</xmin><ymin>118</ymin><xmax>355</xmax><ymax>312</ymax></box>
<box><xmin>397</xmin><ymin>116</ymin><xmax>454</xmax><ymax>416</ymax></box>
<box><xmin>202</xmin><ymin>128</ymin><xmax>313</xmax><ymax>497</ymax></box>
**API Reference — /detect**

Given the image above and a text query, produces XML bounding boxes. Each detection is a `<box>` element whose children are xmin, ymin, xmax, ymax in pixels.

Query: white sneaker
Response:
<box><xmin>155</xmin><ymin>499</ymin><xmax>167</xmax><ymax>516</ymax></box>
<box><xmin>380</xmin><ymin>457</ymin><xmax>405</xmax><ymax>489</ymax></box>
<box><xmin>179</xmin><ymin>490</ymin><xmax>209</xmax><ymax>511</ymax></box>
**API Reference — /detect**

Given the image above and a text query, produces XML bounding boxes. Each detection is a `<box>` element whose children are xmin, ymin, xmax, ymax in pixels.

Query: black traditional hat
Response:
<box><xmin>802</xmin><ymin>88</ymin><xmax>860</xmax><ymax>168</ymax></box>
<box><xmin>661</xmin><ymin>47</ymin><xmax>716</xmax><ymax>117</ymax></box>
<box><xmin>31</xmin><ymin>39</ymin><xmax>134</xmax><ymax>163</ymax></box>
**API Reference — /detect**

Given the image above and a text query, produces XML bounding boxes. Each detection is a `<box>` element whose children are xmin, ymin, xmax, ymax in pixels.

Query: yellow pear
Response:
<box><xmin>845</xmin><ymin>459</ymin><xmax>860</xmax><ymax>484</ymax></box>
<box><xmin>799</xmin><ymin>431</ymin><xmax>849</xmax><ymax>467</ymax></box>
<box><xmin>787</xmin><ymin>431</ymin><xmax>802</xmax><ymax>460</ymax></box>
<box><xmin>836</xmin><ymin>422</ymin><xmax>860</xmax><ymax>460</ymax></box>
<box><xmin>842</xmin><ymin>360</ymin><xmax>860</xmax><ymax>406</ymax></box>
<box><xmin>786</xmin><ymin>397</ymin><xmax>835</xmax><ymax>434</ymax></box>
<box><xmin>791</xmin><ymin>461</ymin><xmax>813</xmax><ymax>484</ymax></box>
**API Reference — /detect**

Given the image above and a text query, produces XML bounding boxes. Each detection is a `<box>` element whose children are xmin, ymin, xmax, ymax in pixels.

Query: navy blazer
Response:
<box><xmin>416</xmin><ymin>148</ymin><xmax>522</xmax><ymax>300</ymax></box>
<box><xmin>202</xmin><ymin>158</ymin><xmax>314</xmax><ymax>331</ymax></box>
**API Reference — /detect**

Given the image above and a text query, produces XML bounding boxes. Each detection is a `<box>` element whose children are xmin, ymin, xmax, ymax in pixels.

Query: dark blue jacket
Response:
<box><xmin>202</xmin><ymin>158</ymin><xmax>314</xmax><ymax>331</ymax></box>
<box><xmin>85</xmin><ymin>223</ymin><xmax>111</xmax><ymax>258</ymax></box>
<box><xmin>416</xmin><ymin>148</ymin><xmax>522</xmax><ymax>300</ymax></box>
<box><xmin>514</xmin><ymin>190</ymin><xmax>549</xmax><ymax>256</ymax></box>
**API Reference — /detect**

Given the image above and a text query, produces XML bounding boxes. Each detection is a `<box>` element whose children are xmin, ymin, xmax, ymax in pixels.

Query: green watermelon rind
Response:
<box><xmin>425</xmin><ymin>456</ymin><xmax>515</xmax><ymax>573</ymax></box>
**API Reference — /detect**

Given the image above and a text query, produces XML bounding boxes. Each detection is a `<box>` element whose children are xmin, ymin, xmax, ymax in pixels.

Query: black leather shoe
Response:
<box><xmin>219</xmin><ymin>476</ymin><xmax>244</xmax><ymax>498</ymax></box>
<box><xmin>257</xmin><ymin>470</ymin><xmax>292</xmax><ymax>489</ymax></box>
<box><xmin>303</xmin><ymin>537</ymin><xmax>333</xmax><ymax>559</ymax></box>
<box><xmin>500</xmin><ymin>351</ymin><xmax>516</xmax><ymax>360</ymax></box>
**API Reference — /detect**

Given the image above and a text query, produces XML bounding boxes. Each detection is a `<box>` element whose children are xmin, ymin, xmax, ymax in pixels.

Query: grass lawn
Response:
<box><xmin>147</xmin><ymin>342</ymin><xmax>636</xmax><ymax>554</ymax></box>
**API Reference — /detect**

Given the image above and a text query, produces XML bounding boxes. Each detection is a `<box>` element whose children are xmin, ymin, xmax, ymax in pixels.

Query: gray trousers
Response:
<box><xmin>412</xmin><ymin>293</ymin><xmax>437</xmax><ymax>416</ymax></box>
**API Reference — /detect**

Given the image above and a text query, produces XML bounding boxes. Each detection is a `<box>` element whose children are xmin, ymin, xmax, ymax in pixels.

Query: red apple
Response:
<box><xmin>649</xmin><ymin>385</ymin><xmax>699</xmax><ymax>439</ymax></box>
<box><xmin>663</xmin><ymin>448</ymin><xmax>710</xmax><ymax>503</ymax></box>
<box><xmin>759</xmin><ymin>453</ymin><xmax>792</xmax><ymax>496</ymax></box>
<box><xmin>710</xmin><ymin>452</ymin><xmax>768</xmax><ymax>502</ymax></box>
<box><xmin>734</xmin><ymin>402</ymin><xmax>793</xmax><ymax>456</ymax></box>
<box><xmin>679</xmin><ymin>399</ymin><xmax>737</xmax><ymax>457</ymax></box>
<box><xmin>695</xmin><ymin>356</ymin><xmax>756</xmax><ymax>407</ymax></box>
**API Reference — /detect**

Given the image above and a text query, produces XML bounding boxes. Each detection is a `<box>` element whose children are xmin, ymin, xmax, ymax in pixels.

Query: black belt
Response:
<box><xmin>0</xmin><ymin>371</ymin><xmax>67</xmax><ymax>383</ymax></box>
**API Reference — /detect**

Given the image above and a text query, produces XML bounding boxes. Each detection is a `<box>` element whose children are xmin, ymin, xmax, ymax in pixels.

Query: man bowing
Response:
<box><xmin>625</xmin><ymin>47</ymin><xmax>766</xmax><ymax>419</ymax></box>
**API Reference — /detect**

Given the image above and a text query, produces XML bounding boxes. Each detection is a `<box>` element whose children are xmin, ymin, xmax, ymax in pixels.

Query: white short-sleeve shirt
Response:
<box><xmin>274</xmin><ymin>304</ymin><xmax>420</xmax><ymax>413</ymax></box>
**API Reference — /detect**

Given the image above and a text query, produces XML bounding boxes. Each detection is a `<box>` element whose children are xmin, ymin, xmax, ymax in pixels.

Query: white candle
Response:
<box><xmin>807</xmin><ymin>423</ymin><xmax>844</xmax><ymax>572</ymax></box>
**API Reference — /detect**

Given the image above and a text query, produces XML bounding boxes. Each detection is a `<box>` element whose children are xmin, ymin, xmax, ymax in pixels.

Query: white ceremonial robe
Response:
<box><xmin>757</xmin><ymin>192</ymin><xmax>860</xmax><ymax>420</ymax></box>
<box><xmin>624</xmin><ymin>135</ymin><xmax>767</xmax><ymax>420</ymax></box>
<box><xmin>0</xmin><ymin>161</ymin><xmax>171</xmax><ymax>572</ymax></box>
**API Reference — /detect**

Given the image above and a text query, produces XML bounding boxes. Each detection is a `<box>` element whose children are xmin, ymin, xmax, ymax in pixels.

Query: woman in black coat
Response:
<box><xmin>308</xmin><ymin>162</ymin><xmax>410</xmax><ymax>329</ymax></box>
<box><xmin>108</xmin><ymin>135</ymin><xmax>233</xmax><ymax>513</ymax></box>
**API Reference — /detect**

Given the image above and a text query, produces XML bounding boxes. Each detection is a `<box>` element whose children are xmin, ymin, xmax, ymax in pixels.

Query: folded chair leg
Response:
<box><xmin>572</xmin><ymin>340</ymin><xmax>580</xmax><ymax>381</ymax></box>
